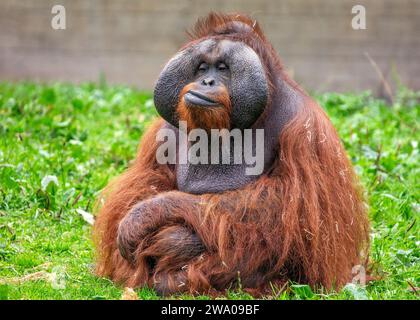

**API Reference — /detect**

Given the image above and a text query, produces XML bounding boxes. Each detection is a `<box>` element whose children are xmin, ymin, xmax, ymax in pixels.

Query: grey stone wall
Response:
<box><xmin>1</xmin><ymin>0</ymin><xmax>419</xmax><ymax>94</ymax></box>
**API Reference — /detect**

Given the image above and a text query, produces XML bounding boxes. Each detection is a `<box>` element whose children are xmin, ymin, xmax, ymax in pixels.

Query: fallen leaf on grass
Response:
<box><xmin>121</xmin><ymin>287</ymin><xmax>138</xmax><ymax>300</ymax></box>
<box><xmin>0</xmin><ymin>271</ymin><xmax>49</xmax><ymax>285</ymax></box>
<box><xmin>41</xmin><ymin>175</ymin><xmax>59</xmax><ymax>191</ymax></box>
<box><xmin>33</xmin><ymin>262</ymin><xmax>53</xmax><ymax>271</ymax></box>
<box><xmin>76</xmin><ymin>208</ymin><xmax>95</xmax><ymax>225</ymax></box>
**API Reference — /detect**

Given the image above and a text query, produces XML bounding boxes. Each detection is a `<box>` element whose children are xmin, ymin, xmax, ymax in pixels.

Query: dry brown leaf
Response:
<box><xmin>121</xmin><ymin>287</ymin><xmax>138</xmax><ymax>300</ymax></box>
<box><xmin>33</xmin><ymin>262</ymin><xmax>53</xmax><ymax>270</ymax></box>
<box><xmin>0</xmin><ymin>271</ymin><xmax>49</xmax><ymax>285</ymax></box>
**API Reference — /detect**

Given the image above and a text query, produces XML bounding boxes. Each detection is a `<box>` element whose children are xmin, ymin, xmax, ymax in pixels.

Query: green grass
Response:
<box><xmin>0</xmin><ymin>82</ymin><xmax>418</xmax><ymax>300</ymax></box>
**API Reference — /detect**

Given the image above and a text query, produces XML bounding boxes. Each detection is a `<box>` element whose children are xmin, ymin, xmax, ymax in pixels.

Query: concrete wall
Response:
<box><xmin>1</xmin><ymin>0</ymin><xmax>419</xmax><ymax>94</ymax></box>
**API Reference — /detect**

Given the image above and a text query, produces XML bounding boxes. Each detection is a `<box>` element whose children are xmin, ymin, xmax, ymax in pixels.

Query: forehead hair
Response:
<box><xmin>179</xmin><ymin>13</ymin><xmax>289</xmax><ymax>91</ymax></box>
<box><xmin>186</xmin><ymin>38</ymin><xmax>259</xmax><ymax>65</ymax></box>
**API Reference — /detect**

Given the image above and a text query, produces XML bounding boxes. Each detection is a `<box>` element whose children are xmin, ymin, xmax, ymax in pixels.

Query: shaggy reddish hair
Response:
<box><xmin>93</xmin><ymin>13</ymin><xmax>370</xmax><ymax>295</ymax></box>
<box><xmin>177</xmin><ymin>82</ymin><xmax>231</xmax><ymax>131</ymax></box>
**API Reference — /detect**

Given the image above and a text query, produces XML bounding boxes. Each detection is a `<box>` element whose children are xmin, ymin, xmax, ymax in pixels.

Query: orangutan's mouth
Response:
<box><xmin>184</xmin><ymin>90</ymin><xmax>218</xmax><ymax>107</ymax></box>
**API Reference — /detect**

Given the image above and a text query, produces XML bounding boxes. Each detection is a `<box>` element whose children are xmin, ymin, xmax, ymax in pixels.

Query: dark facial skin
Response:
<box><xmin>182</xmin><ymin>61</ymin><xmax>229</xmax><ymax>108</ymax></box>
<box><xmin>154</xmin><ymin>39</ymin><xmax>268</xmax><ymax>129</ymax></box>
<box><xmin>154</xmin><ymin>38</ymin><xmax>300</xmax><ymax>194</ymax></box>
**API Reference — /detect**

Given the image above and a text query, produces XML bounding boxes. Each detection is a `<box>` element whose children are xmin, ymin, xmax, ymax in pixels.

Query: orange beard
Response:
<box><xmin>177</xmin><ymin>83</ymin><xmax>231</xmax><ymax>131</ymax></box>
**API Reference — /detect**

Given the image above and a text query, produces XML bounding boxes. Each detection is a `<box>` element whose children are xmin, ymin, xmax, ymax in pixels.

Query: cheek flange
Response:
<box><xmin>225</xmin><ymin>42</ymin><xmax>268</xmax><ymax>129</ymax></box>
<box><xmin>153</xmin><ymin>50</ymin><xmax>195</xmax><ymax>126</ymax></box>
<box><xmin>154</xmin><ymin>40</ymin><xmax>216</xmax><ymax>127</ymax></box>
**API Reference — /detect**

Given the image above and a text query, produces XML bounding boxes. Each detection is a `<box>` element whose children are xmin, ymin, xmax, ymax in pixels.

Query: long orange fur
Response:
<box><xmin>93</xmin><ymin>13</ymin><xmax>370</xmax><ymax>295</ymax></box>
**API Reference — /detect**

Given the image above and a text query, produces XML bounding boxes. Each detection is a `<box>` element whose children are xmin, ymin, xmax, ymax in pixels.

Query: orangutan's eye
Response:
<box><xmin>217</xmin><ymin>62</ymin><xmax>228</xmax><ymax>71</ymax></box>
<box><xmin>198</xmin><ymin>63</ymin><xmax>208</xmax><ymax>72</ymax></box>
